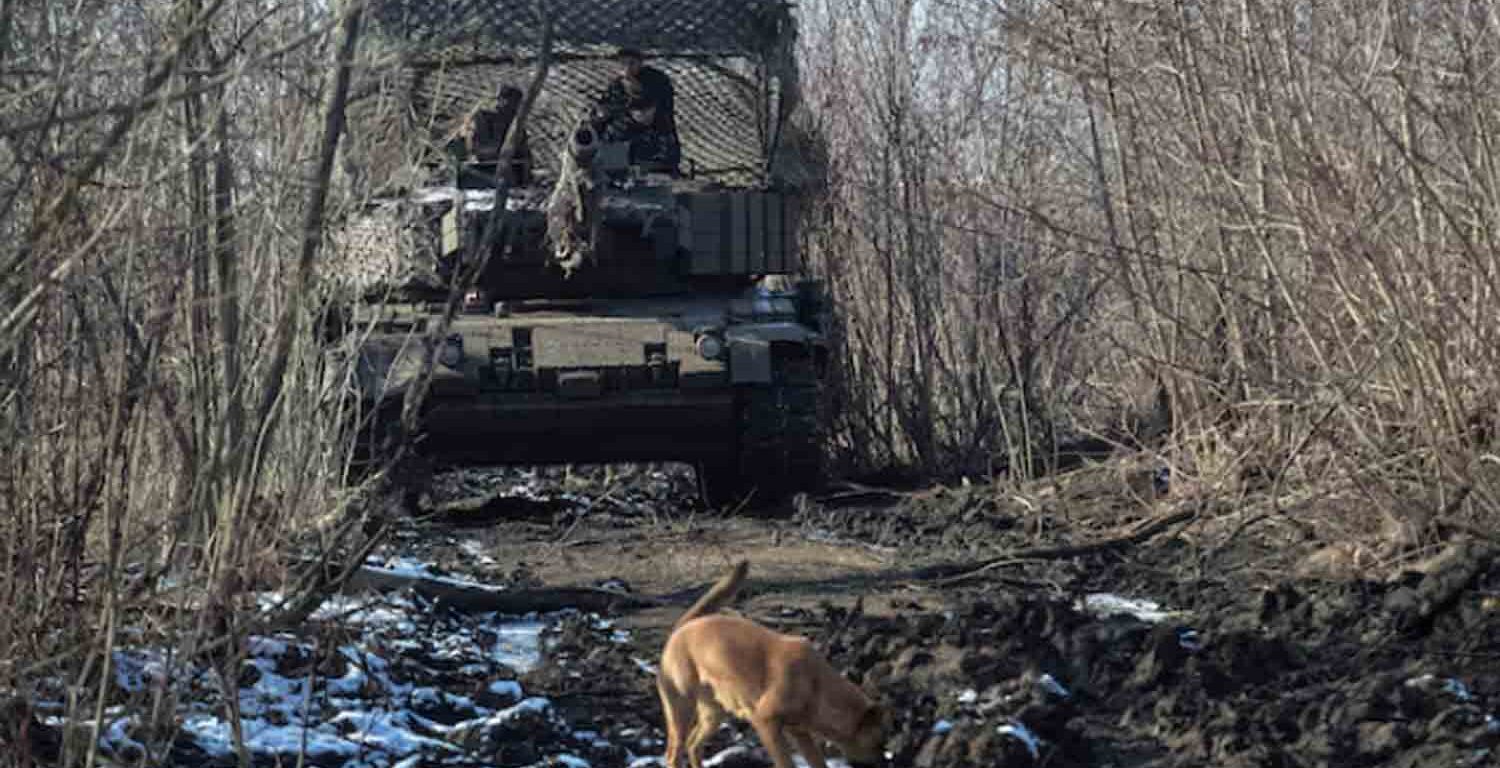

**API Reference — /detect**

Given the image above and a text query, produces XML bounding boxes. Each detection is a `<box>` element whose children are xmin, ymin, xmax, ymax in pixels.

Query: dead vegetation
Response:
<box><xmin>2</xmin><ymin>0</ymin><xmax>1500</xmax><ymax>764</ymax></box>
<box><xmin>797</xmin><ymin>0</ymin><xmax>1500</xmax><ymax>568</ymax></box>
<box><xmin>0</xmin><ymin>0</ymin><xmax>485</xmax><ymax>763</ymax></box>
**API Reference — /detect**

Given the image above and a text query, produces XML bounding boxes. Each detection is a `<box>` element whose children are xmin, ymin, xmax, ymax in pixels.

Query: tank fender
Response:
<box><xmin>724</xmin><ymin>322</ymin><xmax>823</xmax><ymax>384</ymax></box>
<box><xmin>350</xmin><ymin>334</ymin><xmax>475</xmax><ymax>405</ymax></box>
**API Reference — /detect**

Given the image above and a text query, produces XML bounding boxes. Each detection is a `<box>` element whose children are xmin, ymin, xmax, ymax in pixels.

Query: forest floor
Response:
<box><xmin>79</xmin><ymin>460</ymin><xmax>1500</xmax><ymax>767</ymax></box>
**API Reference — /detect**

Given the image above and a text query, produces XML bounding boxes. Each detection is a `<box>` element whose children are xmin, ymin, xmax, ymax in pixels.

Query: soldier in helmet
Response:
<box><xmin>593</xmin><ymin>46</ymin><xmax>681</xmax><ymax>173</ymax></box>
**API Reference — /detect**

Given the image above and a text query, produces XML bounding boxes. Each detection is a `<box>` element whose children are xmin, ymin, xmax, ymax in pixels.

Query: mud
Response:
<box><xmin>469</xmin><ymin>469</ymin><xmax>1500</xmax><ymax>768</ymax></box>
<box><xmin>793</xmin><ymin>485</ymin><xmax>1024</xmax><ymax>556</ymax></box>
<box><xmin>76</xmin><ymin>463</ymin><xmax>1499</xmax><ymax>768</ymax></box>
<box><xmin>500</xmin><ymin>571</ymin><xmax>1500</xmax><ymax>767</ymax></box>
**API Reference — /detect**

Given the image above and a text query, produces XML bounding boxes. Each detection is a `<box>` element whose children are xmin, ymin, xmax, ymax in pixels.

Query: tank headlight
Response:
<box><xmin>695</xmin><ymin>332</ymin><xmax>725</xmax><ymax>361</ymax></box>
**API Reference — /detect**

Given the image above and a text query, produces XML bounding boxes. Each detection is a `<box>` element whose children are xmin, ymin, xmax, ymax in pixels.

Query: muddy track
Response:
<box><xmin>392</xmin><ymin>466</ymin><xmax>1500</xmax><ymax>767</ymax></box>
<box><xmin>60</xmin><ymin>464</ymin><xmax>1500</xmax><ymax>768</ymax></box>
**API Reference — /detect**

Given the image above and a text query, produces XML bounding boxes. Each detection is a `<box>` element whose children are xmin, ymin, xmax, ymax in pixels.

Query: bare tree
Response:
<box><xmin>798</xmin><ymin>0</ymin><xmax>1500</xmax><ymax>551</ymax></box>
<box><xmin>799</xmin><ymin>0</ymin><xmax>1108</xmax><ymax>480</ymax></box>
<box><xmin>0</xmin><ymin>0</ymin><xmax>465</xmax><ymax>761</ymax></box>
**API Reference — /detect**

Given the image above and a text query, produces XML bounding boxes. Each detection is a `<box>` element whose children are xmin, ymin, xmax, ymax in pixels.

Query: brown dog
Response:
<box><xmin>656</xmin><ymin>561</ymin><xmax>887</xmax><ymax>768</ymax></box>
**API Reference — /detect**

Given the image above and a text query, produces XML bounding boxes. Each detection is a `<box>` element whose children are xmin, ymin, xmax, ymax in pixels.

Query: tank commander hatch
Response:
<box><xmin>592</xmin><ymin>46</ymin><xmax>681</xmax><ymax>174</ymax></box>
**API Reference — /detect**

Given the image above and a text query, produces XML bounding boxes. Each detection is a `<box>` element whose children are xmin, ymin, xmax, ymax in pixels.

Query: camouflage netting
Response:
<box><xmin>325</xmin><ymin>201</ymin><xmax>441</xmax><ymax>294</ymax></box>
<box><xmin>341</xmin><ymin>0</ymin><xmax>803</xmax><ymax>192</ymax></box>
<box><xmin>331</xmin><ymin>0</ymin><xmax>810</xmax><ymax>291</ymax></box>
<box><xmin>370</xmin><ymin>0</ymin><xmax>795</xmax><ymax>57</ymax></box>
<box><xmin>402</xmin><ymin>57</ymin><xmax>774</xmax><ymax>183</ymax></box>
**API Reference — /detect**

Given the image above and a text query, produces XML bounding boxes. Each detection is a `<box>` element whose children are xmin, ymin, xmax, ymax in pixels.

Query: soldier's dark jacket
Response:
<box><xmin>602</xmin><ymin>118</ymin><xmax>682</xmax><ymax>170</ymax></box>
<box><xmin>472</xmin><ymin>104</ymin><xmax>523</xmax><ymax>162</ymax></box>
<box><xmin>598</xmin><ymin>66</ymin><xmax>677</xmax><ymax>135</ymax></box>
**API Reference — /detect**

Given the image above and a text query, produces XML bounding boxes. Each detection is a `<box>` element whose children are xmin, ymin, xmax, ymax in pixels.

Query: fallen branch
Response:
<box><xmin>816</xmin><ymin>481</ymin><xmax>948</xmax><ymax>504</ymax></box>
<box><xmin>927</xmin><ymin>558</ymin><xmax>1047</xmax><ymax>587</ymax></box>
<box><xmin>1384</xmin><ymin>539</ymin><xmax>1495</xmax><ymax>632</ymax></box>
<box><xmin>905</xmin><ymin>506</ymin><xmax>1199</xmax><ymax>583</ymax></box>
<box><xmin>341</xmin><ymin>565</ymin><xmax>669</xmax><ymax>613</ymax></box>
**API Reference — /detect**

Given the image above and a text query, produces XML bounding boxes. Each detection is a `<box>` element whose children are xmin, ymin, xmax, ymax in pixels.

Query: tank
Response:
<box><xmin>338</xmin><ymin>0</ymin><xmax>827</xmax><ymax>508</ymax></box>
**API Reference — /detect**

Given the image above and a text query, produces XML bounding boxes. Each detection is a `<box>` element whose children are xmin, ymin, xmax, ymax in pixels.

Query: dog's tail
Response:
<box><xmin>674</xmin><ymin>560</ymin><xmax>749</xmax><ymax>629</ymax></box>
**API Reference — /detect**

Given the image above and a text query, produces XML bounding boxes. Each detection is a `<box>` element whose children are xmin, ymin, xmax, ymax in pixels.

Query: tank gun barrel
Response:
<box><xmin>572</xmin><ymin>121</ymin><xmax>600</xmax><ymax>165</ymax></box>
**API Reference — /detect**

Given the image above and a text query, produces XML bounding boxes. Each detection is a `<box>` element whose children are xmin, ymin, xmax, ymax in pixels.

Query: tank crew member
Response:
<box><xmin>595</xmin><ymin>46</ymin><xmax>677</xmax><ymax>136</ymax></box>
<box><xmin>591</xmin><ymin>47</ymin><xmax>681</xmax><ymax>173</ymax></box>
<box><xmin>466</xmin><ymin>84</ymin><xmax>532</xmax><ymax>187</ymax></box>
<box><xmin>601</xmin><ymin>95</ymin><xmax>681</xmax><ymax>172</ymax></box>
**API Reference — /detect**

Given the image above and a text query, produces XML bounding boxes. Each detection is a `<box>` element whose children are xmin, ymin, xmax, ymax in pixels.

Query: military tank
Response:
<box><xmin>338</xmin><ymin>0</ymin><xmax>826</xmax><ymax>508</ymax></box>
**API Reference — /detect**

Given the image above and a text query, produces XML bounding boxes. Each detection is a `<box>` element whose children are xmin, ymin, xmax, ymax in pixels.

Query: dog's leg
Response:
<box><xmin>749</xmin><ymin>716</ymin><xmax>798</xmax><ymax>768</ymax></box>
<box><xmin>788</xmin><ymin>728</ymin><xmax>829</xmax><ymax>768</ymax></box>
<box><xmin>685</xmin><ymin>701</ymin><xmax>723</xmax><ymax>768</ymax></box>
<box><xmin>657</xmin><ymin>678</ymin><xmax>692</xmax><ymax>768</ymax></box>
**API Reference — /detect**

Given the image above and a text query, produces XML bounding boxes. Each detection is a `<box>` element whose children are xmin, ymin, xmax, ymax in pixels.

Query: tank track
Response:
<box><xmin>700</xmin><ymin>344</ymin><xmax>822</xmax><ymax>509</ymax></box>
<box><xmin>351</xmin><ymin>401</ymin><xmax>435</xmax><ymax>515</ymax></box>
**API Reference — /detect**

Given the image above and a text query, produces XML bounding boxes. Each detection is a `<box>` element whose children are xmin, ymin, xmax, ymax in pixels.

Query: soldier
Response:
<box><xmin>597</xmin><ymin>46</ymin><xmax>676</xmax><ymax>131</ymax></box>
<box><xmin>593</xmin><ymin>47</ymin><xmax>681</xmax><ymax>172</ymax></box>
<box><xmin>602</xmin><ymin>95</ymin><xmax>681</xmax><ymax>172</ymax></box>
<box><xmin>465</xmin><ymin>84</ymin><xmax>532</xmax><ymax>187</ymax></box>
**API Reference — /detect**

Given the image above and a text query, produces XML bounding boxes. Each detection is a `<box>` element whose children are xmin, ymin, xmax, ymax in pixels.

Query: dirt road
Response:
<box><xmin>395</xmin><ymin>464</ymin><xmax>1500</xmax><ymax>767</ymax></box>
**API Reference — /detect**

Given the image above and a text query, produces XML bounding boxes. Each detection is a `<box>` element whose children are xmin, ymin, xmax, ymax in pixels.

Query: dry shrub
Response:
<box><xmin>797</xmin><ymin>0</ymin><xmax>1500</xmax><ymax>553</ymax></box>
<box><xmin>0</xmin><ymin>1</ymin><xmax>417</xmax><ymax>762</ymax></box>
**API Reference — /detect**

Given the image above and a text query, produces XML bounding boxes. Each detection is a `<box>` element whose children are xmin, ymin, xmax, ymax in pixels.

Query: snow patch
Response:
<box><xmin>1406</xmin><ymin>674</ymin><xmax>1475</xmax><ymax>702</ymax></box>
<box><xmin>460</xmin><ymin>539</ymin><xmax>497</xmax><ymax>565</ymax></box>
<box><xmin>1037</xmin><ymin>673</ymin><xmax>1070</xmax><ymax>699</ymax></box>
<box><xmin>246</xmin><ymin>636</ymin><xmax>292</xmax><ymax>658</ymax></box>
<box><xmin>1177</xmin><ymin>628</ymin><xmax>1204</xmax><ymax>651</ymax></box>
<box><xmin>488</xmin><ymin>679</ymin><xmax>524</xmax><ymax>700</ymax></box>
<box><xmin>310</xmin><ymin>593</ymin><xmax>416</xmax><ymax>628</ymax></box>
<box><xmin>453</xmin><ymin>695</ymin><xmax>554</xmax><ymax>733</ymax></box>
<box><xmin>998</xmin><ymin>719</ymin><xmax>1042</xmax><ymax>760</ymax></box>
<box><xmin>126</xmin><ymin>551</ymin><xmax>646</xmax><ymax>768</ymax></box>
<box><xmin>699</xmin><ymin>744</ymin><xmax>854</xmax><ymax>768</ymax></box>
<box><xmin>335</xmin><ymin>709</ymin><xmax>459</xmax><ymax>755</ymax></box>
<box><xmin>100</xmin><ymin>717</ymin><xmax>145</xmax><ymax>760</ymax></box>
<box><xmin>1078</xmin><ymin>593</ymin><xmax>1181</xmax><ymax>623</ymax></box>
<box><xmin>111</xmin><ymin>649</ymin><xmax>167</xmax><ymax>694</ymax></box>
<box><xmin>182</xmin><ymin>714</ymin><xmax>359</xmax><ymax>759</ymax></box>
<box><xmin>704</xmin><ymin>745</ymin><xmax>756</xmax><ymax>766</ymax></box>
<box><xmin>487</xmin><ymin>615</ymin><xmax>547</xmax><ymax>673</ymax></box>
<box><xmin>366</xmin><ymin>555</ymin><xmax>437</xmax><ymax>578</ymax></box>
